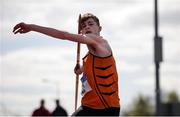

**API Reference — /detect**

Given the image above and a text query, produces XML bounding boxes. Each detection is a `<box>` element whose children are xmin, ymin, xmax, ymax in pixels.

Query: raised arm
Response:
<box><xmin>13</xmin><ymin>22</ymin><xmax>97</xmax><ymax>46</ymax></box>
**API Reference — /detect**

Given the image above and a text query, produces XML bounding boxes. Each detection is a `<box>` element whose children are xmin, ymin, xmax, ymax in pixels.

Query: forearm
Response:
<box><xmin>29</xmin><ymin>24</ymin><xmax>68</xmax><ymax>40</ymax></box>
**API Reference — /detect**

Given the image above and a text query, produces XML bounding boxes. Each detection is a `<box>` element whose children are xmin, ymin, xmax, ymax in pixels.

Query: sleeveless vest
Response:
<box><xmin>81</xmin><ymin>52</ymin><xmax>120</xmax><ymax>109</ymax></box>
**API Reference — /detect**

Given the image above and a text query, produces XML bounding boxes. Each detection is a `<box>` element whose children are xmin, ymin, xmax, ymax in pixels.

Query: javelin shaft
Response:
<box><xmin>75</xmin><ymin>14</ymin><xmax>81</xmax><ymax>111</ymax></box>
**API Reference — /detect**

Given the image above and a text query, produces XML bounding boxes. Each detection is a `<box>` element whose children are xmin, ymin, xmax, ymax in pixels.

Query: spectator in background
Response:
<box><xmin>32</xmin><ymin>99</ymin><xmax>51</xmax><ymax>116</ymax></box>
<box><xmin>52</xmin><ymin>99</ymin><xmax>68</xmax><ymax>116</ymax></box>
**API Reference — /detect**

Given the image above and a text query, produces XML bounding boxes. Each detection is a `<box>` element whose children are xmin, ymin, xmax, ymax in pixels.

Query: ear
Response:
<box><xmin>99</xmin><ymin>26</ymin><xmax>102</xmax><ymax>32</ymax></box>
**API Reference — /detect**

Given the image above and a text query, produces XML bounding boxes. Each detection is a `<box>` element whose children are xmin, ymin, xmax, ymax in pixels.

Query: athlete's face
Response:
<box><xmin>81</xmin><ymin>18</ymin><xmax>101</xmax><ymax>35</ymax></box>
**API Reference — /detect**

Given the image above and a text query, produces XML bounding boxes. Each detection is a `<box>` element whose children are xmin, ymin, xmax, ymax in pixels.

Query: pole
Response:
<box><xmin>154</xmin><ymin>0</ymin><xmax>163</xmax><ymax>115</ymax></box>
<box><xmin>75</xmin><ymin>14</ymin><xmax>81</xmax><ymax>111</ymax></box>
<box><xmin>155</xmin><ymin>62</ymin><xmax>160</xmax><ymax>115</ymax></box>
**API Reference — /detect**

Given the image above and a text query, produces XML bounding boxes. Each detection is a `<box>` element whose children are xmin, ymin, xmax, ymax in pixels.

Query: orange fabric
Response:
<box><xmin>81</xmin><ymin>52</ymin><xmax>120</xmax><ymax>109</ymax></box>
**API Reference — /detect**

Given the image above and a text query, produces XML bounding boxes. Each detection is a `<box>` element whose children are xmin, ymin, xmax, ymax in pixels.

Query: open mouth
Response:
<box><xmin>86</xmin><ymin>31</ymin><xmax>92</xmax><ymax>34</ymax></box>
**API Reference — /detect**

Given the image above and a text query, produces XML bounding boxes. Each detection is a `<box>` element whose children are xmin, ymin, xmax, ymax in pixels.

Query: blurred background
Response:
<box><xmin>0</xmin><ymin>0</ymin><xmax>180</xmax><ymax>116</ymax></box>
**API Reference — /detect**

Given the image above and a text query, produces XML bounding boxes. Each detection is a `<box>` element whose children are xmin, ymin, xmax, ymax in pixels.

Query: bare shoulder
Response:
<box><xmin>85</xmin><ymin>34</ymin><xmax>112</xmax><ymax>57</ymax></box>
<box><xmin>85</xmin><ymin>34</ymin><xmax>106</xmax><ymax>43</ymax></box>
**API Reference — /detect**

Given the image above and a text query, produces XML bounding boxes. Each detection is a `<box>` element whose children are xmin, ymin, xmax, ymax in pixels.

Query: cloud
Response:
<box><xmin>159</xmin><ymin>0</ymin><xmax>180</xmax><ymax>25</ymax></box>
<box><xmin>1</xmin><ymin>45</ymin><xmax>81</xmax><ymax>115</ymax></box>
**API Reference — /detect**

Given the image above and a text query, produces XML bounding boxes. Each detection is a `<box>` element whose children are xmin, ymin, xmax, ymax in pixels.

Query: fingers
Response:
<box><xmin>75</xmin><ymin>64</ymin><xmax>80</xmax><ymax>70</ymax></box>
<box><xmin>13</xmin><ymin>23</ymin><xmax>22</xmax><ymax>33</ymax></box>
<box><xmin>14</xmin><ymin>28</ymin><xmax>24</xmax><ymax>34</ymax></box>
<box><xmin>13</xmin><ymin>22</ymin><xmax>25</xmax><ymax>34</ymax></box>
<box><xmin>13</xmin><ymin>23</ymin><xmax>20</xmax><ymax>33</ymax></box>
<box><xmin>13</xmin><ymin>28</ymin><xmax>21</xmax><ymax>34</ymax></box>
<box><xmin>74</xmin><ymin>64</ymin><xmax>82</xmax><ymax>75</ymax></box>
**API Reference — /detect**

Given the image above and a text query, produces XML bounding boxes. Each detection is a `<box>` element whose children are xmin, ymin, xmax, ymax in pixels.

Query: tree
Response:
<box><xmin>123</xmin><ymin>94</ymin><xmax>154</xmax><ymax>116</ymax></box>
<box><xmin>122</xmin><ymin>91</ymin><xmax>180</xmax><ymax>116</ymax></box>
<box><xmin>167</xmin><ymin>90</ymin><xmax>179</xmax><ymax>103</ymax></box>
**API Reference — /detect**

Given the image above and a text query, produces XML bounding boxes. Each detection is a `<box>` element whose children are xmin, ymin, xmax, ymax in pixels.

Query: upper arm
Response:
<box><xmin>63</xmin><ymin>32</ymin><xmax>112</xmax><ymax>56</ymax></box>
<box><xmin>64</xmin><ymin>32</ymin><xmax>97</xmax><ymax>46</ymax></box>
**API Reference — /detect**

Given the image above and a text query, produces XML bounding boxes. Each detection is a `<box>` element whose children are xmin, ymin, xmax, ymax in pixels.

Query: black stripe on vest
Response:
<box><xmin>95</xmin><ymin>65</ymin><xmax>112</xmax><ymax>70</ymax></box>
<box><xmin>96</xmin><ymin>73</ymin><xmax>114</xmax><ymax>79</ymax></box>
<box><xmin>101</xmin><ymin>91</ymin><xmax>116</xmax><ymax>96</ymax></box>
<box><xmin>98</xmin><ymin>81</ymin><xmax>115</xmax><ymax>87</ymax></box>
<box><xmin>92</xmin><ymin>56</ymin><xmax>109</xmax><ymax>108</ymax></box>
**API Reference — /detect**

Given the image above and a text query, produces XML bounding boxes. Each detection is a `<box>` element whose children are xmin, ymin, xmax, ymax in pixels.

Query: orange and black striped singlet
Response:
<box><xmin>81</xmin><ymin>52</ymin><xmax>120</xmax><ymax>109</ymax></box>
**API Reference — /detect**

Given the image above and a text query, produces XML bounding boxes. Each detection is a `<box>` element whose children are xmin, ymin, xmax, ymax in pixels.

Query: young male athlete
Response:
<box><xmin>13</xmin><ymin>13</ymin><xmax>120</xmax><ymax>116</ymax></box>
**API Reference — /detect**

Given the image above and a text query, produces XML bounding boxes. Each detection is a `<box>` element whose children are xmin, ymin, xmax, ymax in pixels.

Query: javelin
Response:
<box><xmin>75</xmin><ymin>14</ymin><xmax>81</xmax><ymax>111</ymax></box>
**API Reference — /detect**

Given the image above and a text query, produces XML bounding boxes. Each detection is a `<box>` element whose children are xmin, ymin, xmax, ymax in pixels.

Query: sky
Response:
<box><xmin>0</xmin><ymin>0</ymin><xmax>180</xmax><ymax>116</ymax></box>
